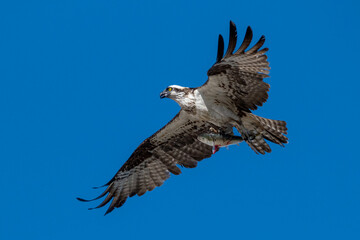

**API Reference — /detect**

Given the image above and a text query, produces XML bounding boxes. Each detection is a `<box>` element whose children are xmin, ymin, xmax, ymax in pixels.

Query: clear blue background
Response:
<box><xmin>1</xmin><ymin>0</ymin><xmax>359</xmax><ymax>239</ymax></box>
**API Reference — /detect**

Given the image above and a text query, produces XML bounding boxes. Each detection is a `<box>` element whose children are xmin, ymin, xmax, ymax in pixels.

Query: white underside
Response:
<box><xmin>193</xmin><ymin>89</ymin><xmax>240</xmax><ymax>127</ymax></box>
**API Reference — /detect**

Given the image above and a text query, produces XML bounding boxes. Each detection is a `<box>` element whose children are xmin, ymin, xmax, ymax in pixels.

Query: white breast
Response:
<box><xmin>194</xmin><ymin>89</ymin><xmax>239</xmax><ymax>124</ymax></box>
<box><xmin>193</xmin><ymin>89</ymin><xmax>209</xmax><ymax>112</ymax></box>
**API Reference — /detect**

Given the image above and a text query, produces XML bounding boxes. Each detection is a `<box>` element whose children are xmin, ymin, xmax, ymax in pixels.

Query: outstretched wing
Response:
<box><xmin>78</xmin><ymin>110</ymin><xmax>216</xmax><ymax>214</ymax></box>
<box><xmin>199</xmin><ymin>21</ymin><xmax>270</xmax><ymax>114</ymax></box>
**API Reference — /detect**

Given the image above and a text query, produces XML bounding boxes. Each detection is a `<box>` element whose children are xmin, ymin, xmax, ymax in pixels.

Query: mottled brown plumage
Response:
<box><xmin>78</xmin><ymin>21</ymin><xmax>288</xmax><ymax>214</ymax></box>
<box><xmin>78</xmin><ymin>111</ymin><xmax>219</xmax><ymax>214</ymax></box>
<box><xmin>199</xmin><ymin>21</ymin><xmax>286</xmax><ymax>154</ymax></box>
<box><xmin>205</xmin><ymin>22</ymin><xmax>270</xmax><ymax>113</ymax></box>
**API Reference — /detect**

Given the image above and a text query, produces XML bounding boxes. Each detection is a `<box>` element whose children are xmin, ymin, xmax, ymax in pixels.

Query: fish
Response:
<box><xmin>197</xmin><ymin>132</ymin><xmax>244</xmax><ymax>154</ymax></box>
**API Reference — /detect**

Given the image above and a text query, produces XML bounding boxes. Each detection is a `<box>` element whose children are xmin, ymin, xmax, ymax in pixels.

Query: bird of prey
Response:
<box><xmin>78</xmin><ymin>21</ymin><xmax>288</xmax><ymax>214</ymax></box>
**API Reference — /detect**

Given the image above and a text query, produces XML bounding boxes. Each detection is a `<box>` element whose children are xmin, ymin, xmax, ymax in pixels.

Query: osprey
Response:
<box><xmin>78</xmin><ymin>21</ymin><xmax>288</xmax><ymax>214</ymax></box>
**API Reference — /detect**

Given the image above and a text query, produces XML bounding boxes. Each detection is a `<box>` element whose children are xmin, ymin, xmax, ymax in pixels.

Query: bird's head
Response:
<box><xmin>160</xmin><ymin>85</ymin><xmax>192</xmax><ymax>108</ymax></box>
<box><xmin>160</xmin><ymin>85</ymin><xmax>187</xmax><ymax>100</ymax></box>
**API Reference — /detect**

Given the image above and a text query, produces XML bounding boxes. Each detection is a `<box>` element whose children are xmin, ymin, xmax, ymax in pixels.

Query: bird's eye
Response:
<box><xmin>167</xmin><ymin>87</ymin><xmax>173</xmax><ymax>91</ymax></box>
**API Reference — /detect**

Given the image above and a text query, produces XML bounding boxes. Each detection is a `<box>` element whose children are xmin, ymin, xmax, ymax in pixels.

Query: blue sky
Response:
<box><xmin>1</xmin><ymin>0</ymin><xmax>359</xmax><ymax>239</ymax></box>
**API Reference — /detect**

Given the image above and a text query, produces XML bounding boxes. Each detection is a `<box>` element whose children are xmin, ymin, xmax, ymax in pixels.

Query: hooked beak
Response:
<box><xmin>160</xmin><ymin>90</ymin><xmax>169</xmax><ymax>99</ymax></box>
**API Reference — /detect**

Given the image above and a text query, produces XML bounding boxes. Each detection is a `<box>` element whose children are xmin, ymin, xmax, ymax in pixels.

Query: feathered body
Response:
<box><xmin>168</xmin><ymin>83</ymin><xmax>287</xmax><ymax>155</ymax></box>
<box><xmin>78</xmin><ymin>21</ymin><xmax>288</xmax><ymax>214</ymax></box>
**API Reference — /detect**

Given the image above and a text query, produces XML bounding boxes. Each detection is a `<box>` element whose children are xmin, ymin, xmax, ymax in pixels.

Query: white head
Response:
<box><xmin>160</xmin><ymin>85</ymin><xmax>192</xmax><ymax>107</ymax></box>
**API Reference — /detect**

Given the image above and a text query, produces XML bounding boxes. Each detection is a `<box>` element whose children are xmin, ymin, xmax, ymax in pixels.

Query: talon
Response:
<box><xmin>218</xmin><ymin>129</ymin><xmax>226</xmax><ymax>135</ymax></box>
<box><xmin>241</xmin><ymin>130</ymin><xmax>256</xmax><ymax>141</ymax></box>
<box><xmin>209</xmin><ymin>127</ymin><xmax>218</xmax><ymax>133</ymax></box>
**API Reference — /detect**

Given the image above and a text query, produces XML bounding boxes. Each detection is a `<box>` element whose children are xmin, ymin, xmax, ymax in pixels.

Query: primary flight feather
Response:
<box><xmin>78</xmin><ymin>21</ymin><xmax>288</xmax><ymax>214</ymax></box>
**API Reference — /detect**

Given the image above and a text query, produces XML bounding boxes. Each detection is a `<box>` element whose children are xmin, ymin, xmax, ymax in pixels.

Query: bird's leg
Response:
<box><xmin>218</xmin><ymin>129</ymin><xmax>226</xmax><ymax>135</ymax></box>
<box><xmin>209</xmin><ymin>127</ymin><xmax>218</xmax><ymax>133</ymax></box>
<box><xmin>241</xmin><ymin>130</ymin><xmax>256</xmax><ymax>141</ymax></box>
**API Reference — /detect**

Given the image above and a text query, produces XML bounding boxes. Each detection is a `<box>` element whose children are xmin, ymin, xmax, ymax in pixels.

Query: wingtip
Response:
<box><xmin>230</xmin><ymin>21</ymin><xmax>237</xmax><ymax>34</ymax></box>
<box><xmin>223</xmin><ymin>20</ymin><xmax>237</xmax><ymax>58</ymax></box>
<box><xmin>88</xmin><ymin>205</ymin><xmax>102</xmax><ymax>211</ymax></box>
<box><xmin>246</xmin><ymin>26</ymin><xmax>253</xmax><ymax>39</ymax></box>
<box><xmin>104</xmin><ymin>207</ymin><xmax>114</xmax><ymax>215</ymax></box>
<box><xmin>77</xmin><ymin>197</ymin><xmax>88</xmax><ymax>202</ymax></box>
<box><xmin>233</xmin><ymin>25</ymin><xmax>253</xmax><ymax>55</ymax></box>
<box><xmin>216</xmin><ymin>34</ymin><xmax>225</xmax><ymax>63</ymax></box>
<box><xmin>77</xmin><ymin>197</ymin><xmax>99</xmax><ymax>202</ymax></box>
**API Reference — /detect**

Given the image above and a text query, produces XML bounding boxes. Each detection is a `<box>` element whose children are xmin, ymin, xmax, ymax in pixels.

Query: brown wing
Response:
<box><xmin>199</xmin><ymin>21</ymin><xmax>270</xmax><ymax>114</ymax></box>
<box><xmin>78</xmin><ymin>110</ymin><xmax>216</xmax><ymax>215</ymax></box>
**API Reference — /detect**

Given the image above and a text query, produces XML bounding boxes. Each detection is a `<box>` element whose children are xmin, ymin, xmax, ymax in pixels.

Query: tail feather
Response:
<box><xmin>247</xmin><ymin>134</ymin><xmax>271</xmax><ymax>154</ymax></box>
<box><xmin>236</xmin><ymin>113</ymin><xmax>288</xmax><ymax>154</ymax></box>
<box><xmin>253</xmin><ymin>115</ymin><xmax>288</xmax><ymax>145</ymax></box>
